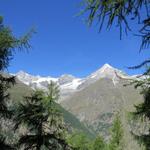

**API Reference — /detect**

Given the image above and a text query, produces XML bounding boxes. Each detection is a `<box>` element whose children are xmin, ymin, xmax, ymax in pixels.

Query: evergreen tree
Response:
<box><xmin>108</xmin><ymin>115</ymin><xmax>124</xmax><ymax>150</ymax></box>
<box><xmin>0</xmin><ymin>16</ymin><xmax>32</xmax><ymax>149</ymax></box>
<box><xmin>14</xmin><ymin>82</ymin><xmax>72</xmax><ymax>150</ymax></box>
<box><xmin>81</xmin><ymin>0</ymin><xmax>149</xmax><ymax>47</ymax></box>
<box><xmin>67</xmin><ymin>131</ymin><xmax>90</xmax><ymax>150</ymax></box>
<box><xmin>92</xmin><ymin>135</ymin><xmax>106</xmax><ymax>150</ymax></box>
<box><xmin>131</xmin><ymin>78</ymin><xmax>150</xmax><ymax>150</ymax></box>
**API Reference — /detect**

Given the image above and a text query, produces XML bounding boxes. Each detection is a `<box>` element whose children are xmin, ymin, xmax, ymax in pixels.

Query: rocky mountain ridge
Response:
<box><xmin>15</xmin><ymin>64</ymin><xmax>134</xmax><ymax>100</ymax></box>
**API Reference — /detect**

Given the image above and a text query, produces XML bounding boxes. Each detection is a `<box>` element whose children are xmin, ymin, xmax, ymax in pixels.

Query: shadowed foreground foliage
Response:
<box><xmin>14</xmin><ymin>82</ymin><xmax>73</xmax><ymax>150</ymax></box>
<box><xmin>81</xmin><ymin>0</ymin><xmax>149</xmax><ymax>47</ymax></box>
<box><xmin>0</xmin><ymin>16</ymin><xmax>32</xmax><ymax>149</ymax></box>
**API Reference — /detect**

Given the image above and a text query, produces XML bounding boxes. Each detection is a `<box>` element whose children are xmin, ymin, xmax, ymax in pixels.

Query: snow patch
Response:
<box><xmin>60</xmin><ymin>79</ymin><xmax>82</xmax><ymax>90</ymax></box>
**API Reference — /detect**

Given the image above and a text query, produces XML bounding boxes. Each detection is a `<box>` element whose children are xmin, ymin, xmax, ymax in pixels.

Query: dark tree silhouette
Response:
<box><xmin>14</xmin><ymin>82</ymin><xmax>73</xmax><ymax>150</ymax></box>
<box><xmin>0</xmin><ymin>16</ymin><xmax>32</xmax><ymax>149</ymax></box>
<box><xmin>82</xmin><ymin>0</ymin><xmax>149</xmax><ymax>47</ymax></box>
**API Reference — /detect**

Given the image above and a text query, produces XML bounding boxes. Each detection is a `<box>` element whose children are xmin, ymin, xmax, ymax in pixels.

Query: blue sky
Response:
<box><xmin>0</xmin><ymin>0</ymin><xmax>149</xmax><ymax>77</ymax></box>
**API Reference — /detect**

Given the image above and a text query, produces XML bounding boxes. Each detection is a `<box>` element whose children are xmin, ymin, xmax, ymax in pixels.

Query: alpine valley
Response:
<box><xmin>13</xmin><ymin>64</ymin><xmax>145</xmax><ymax>148</ymax></box>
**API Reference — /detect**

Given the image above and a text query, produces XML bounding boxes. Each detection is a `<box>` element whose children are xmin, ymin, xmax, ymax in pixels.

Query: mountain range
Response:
<box><xmin>15</xmin><ymin>64</ymin><xmax>135</xmax><ymax>100</ymax></box>
<box><xmin>14</xmin><ymin>64</ymin><xmax>144</xmax><ymax>148</ymax></box>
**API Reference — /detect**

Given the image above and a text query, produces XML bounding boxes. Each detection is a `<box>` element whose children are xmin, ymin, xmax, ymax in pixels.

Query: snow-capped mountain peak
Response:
<box><xmin>89</xmin><ymin>64</ymin><xmax>118</xmax><ymax>79</ymax></box>
<box><xmin>16</xmin><ymin>71</ymin><xmax>40</xmax><ymax>85</ymax></box>
<box><xmin>77</xmin><ymin>64</ymin><xmax>130</xmax><ymax>89</ymax></box>
<box><xmin>16</xmin><ymin>70</ymin><xmax>30</xmax><ymax>77</ymax></box>
<box><xmin>100</xmin><ymin>63</ymin><xmax>113</xmax><ymax>70</ymax></box>
<box><xmin>15</xmin><ymin>71</ymin><xmax>83</xmax><ymax>98</ymax></box>
<box><xmin>97</xmin><ymin>63</ymin><xmax>114</xmax><ymax>72</ymax></box>
<box><xmin>59</xmin><ymin>74</ymin><xmax>76</xmax><ymax>85</ymax></box>
<box><xmin>15</xmin><ymin>64</ymin><xmax>133</xmax><ymax>99</ymax></box>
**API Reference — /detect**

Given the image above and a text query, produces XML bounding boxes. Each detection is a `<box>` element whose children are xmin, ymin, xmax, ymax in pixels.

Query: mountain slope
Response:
<box><xmin>61</xmin><ymin>77</ymin><xmax>143</xmax><ymax>138</ymax></box>
<box><xmin>9</xmin><ymin>78</ymin><xmax>94</xmax><ymax>138</ymax></box>
<box><xmin>14</xmin><ymin>64</ymin><xmax>143</xmax><ymax>137</ymax></box>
